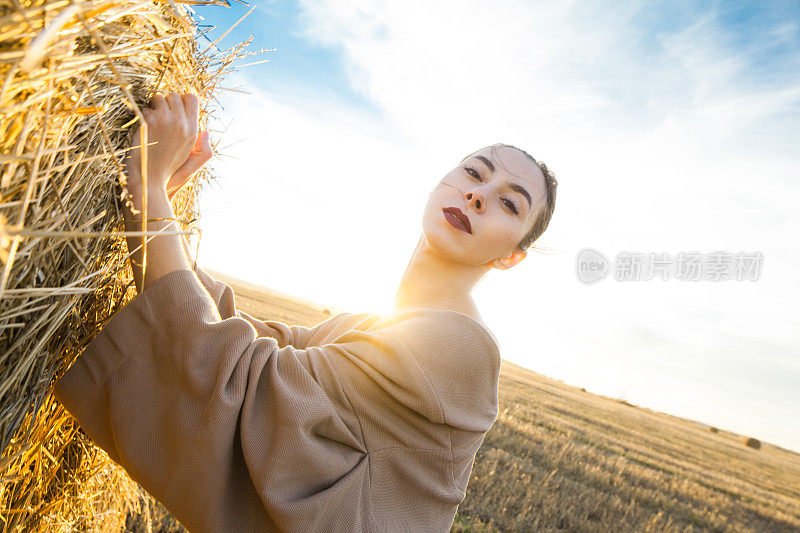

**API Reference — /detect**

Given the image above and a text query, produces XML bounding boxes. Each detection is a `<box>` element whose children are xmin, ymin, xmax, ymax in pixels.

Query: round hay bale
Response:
<box><xmin>0</xmin><ymin>0</ymin><xmax>252</xmax><ymax>529</ymax></box>
<box><xmin>709</xmin><ymin>426</ymin><xmax>719</xmax><ymax>433</ymax></box>
<box><xmin>744</xmin><ymin>437</ymin><xmax>761</xmax><ymax>450</ymax></box>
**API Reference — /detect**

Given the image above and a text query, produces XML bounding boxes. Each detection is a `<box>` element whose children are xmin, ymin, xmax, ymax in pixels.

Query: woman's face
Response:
<box><xmin>422</xmin><ymin>145</ymin><xmax>546</xmax><ymax>267</ymax></box>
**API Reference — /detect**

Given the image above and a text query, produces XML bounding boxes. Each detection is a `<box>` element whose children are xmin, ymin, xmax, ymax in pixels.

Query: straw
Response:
<box><xmin>0</xmin><ymin>0</ymin><xmax>252</xmax><ymax>529</ymax></box>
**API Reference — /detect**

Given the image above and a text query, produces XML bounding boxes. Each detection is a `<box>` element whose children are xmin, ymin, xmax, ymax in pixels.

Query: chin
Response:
<box><xmin>421</xmin><ymin>213</ymin><xmax>479</xmax><ymax>265</ymax></box>
<box><xmin>422</xmin><ymin>214</ymin><xmax>455</xmax><ymax>254</ymax></box>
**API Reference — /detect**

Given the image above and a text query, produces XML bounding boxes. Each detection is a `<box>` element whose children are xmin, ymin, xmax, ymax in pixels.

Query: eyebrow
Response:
<box><xmin>475</xmin><ymin>155</ymin><xmax>495</xmax><ymax>173</ymax></box>
<box><xmin>474</xmin><ymin>155</ymin><xmax>532</xmax><ymax>210</ymax></box>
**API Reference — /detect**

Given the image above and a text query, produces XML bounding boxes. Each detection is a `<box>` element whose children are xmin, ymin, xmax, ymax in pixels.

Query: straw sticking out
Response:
<box><xmin>0</xmin><ymin>0</ymin><xmax>252</xmax><ymax>530</ymax></box>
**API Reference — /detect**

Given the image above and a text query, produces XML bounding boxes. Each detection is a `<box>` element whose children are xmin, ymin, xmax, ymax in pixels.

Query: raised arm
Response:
<box><xmin>121</xmin><ymin>92</ymin><xmax>212</xmax><ymax>294</ymax></box>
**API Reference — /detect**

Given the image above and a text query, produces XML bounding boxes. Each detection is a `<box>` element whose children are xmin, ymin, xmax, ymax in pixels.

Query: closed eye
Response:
<box><xmin>503</xmin><ymin>199</ymin><xmax>519</xmax><ymax>214</ymax></box>
<box><xmin>465</xmin><ymin>166</ymin><xmax>483</xmax><ymax>181</ymax></box>
<box><xmin>464</xmin><ymin>166</ymin><xmax>519</xmax><ymax>215</ymax></box>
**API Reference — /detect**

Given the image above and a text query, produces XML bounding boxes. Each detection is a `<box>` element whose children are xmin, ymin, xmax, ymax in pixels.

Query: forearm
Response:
<box><xmin>122</xmin><ymin>183</ymin><xmax>192</xmax><ymax>293</ymax></box>
<box><xmin>125</xmin><ymin>220</ymin><xmax>195</xmax><ymax>295</ymax></box>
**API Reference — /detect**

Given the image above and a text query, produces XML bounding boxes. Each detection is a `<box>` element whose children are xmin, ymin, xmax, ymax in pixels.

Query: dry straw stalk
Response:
<box><xmin>0</xmin><ymin>0</ymin><xmax>252</xmax><ymax>529</ymax></box>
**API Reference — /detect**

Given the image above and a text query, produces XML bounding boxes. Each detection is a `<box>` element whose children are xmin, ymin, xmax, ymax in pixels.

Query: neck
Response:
<box><xmin>393</xmin><ymin>234</ymin><xmax>489</xmax><ymax>312</ymax></box>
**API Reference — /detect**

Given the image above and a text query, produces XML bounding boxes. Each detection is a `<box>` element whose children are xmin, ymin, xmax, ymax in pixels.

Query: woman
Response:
<box><xmin>54</xmin><ymin>92</ymin><xmax>557</xmax><ymax>532</ymax></box>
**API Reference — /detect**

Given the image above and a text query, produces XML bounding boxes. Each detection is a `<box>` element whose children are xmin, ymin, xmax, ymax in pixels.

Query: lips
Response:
<box><xmin>442</xmin><ymin>207</ymin><xmax>472</xmax><ymax>234</ymax></box>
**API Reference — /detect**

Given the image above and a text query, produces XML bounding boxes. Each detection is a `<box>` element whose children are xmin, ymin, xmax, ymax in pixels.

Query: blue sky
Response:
<box><xmin>194</xmin><ymin>0</ymin><xmax>376</xmax><ymax>109</ymax></box>
<box><xmin>187</xmin><ymin>1</ymin><xmax>800</xmax><ymax>453</ymax></box>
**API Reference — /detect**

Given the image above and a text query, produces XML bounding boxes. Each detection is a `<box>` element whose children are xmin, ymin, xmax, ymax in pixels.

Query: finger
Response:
<box><xmin>187</xmin><ymin>141</ymin><xmax>212</xmax><ymax>169</ymax></box>
<box><xmin>180</xmin><ymin>95</ymin><xmax>198</xmax><ymax>141</ymax></box>
<box><xmin>192</xmin><ymin>130</ymin><xmax>211</xmax><ymax>153</ymax></box>
<box><xmin>190</xmin><ymin>131</ymin><xmax>202</xmax><ymax>152</ymax></box>
<box><xmin>169</xmin><ymin>149</ymin><xmax>211</xmax><ymax>188</ymax></box>
<box><xmin>197</xmin><ymin>139</ymin><xmax>213</xmax><ymax>162</ymax></box>
<box><xmin>188</xmin><ymin>149</ymin><xmax>212</xmax><ymax>170</ymax></box>
<box><xmin>166</xmin><ymin>92</ymin><xmax>183</xmax><ymax>112</ymax></box>
<box><xmin>149</xmin><ymin>93</ymin><xmax>166</xmax><ymax>110</ymax></box>
<box><xmin>182</xmin><ymin>93</ymin><xmax>199</xmax><ymax>124</ymax></box>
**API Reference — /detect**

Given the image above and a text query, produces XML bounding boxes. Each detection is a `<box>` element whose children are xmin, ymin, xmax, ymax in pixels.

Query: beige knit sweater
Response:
<box><xmin>54</xmin><ymin>266</ymin><xmax>501</xmax><ymax>532</ymax></box>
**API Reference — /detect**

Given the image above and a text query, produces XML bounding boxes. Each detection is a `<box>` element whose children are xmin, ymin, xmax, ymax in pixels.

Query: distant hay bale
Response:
<box><xmin>744</xmin><ymin>437</ymin><xmax>761</xmax><ymax>450</ymax></box>
<box><xmin>0</xmin><ymin>0</ymin><xmax>252</xmax><ymax>530</ymax></box>
<box><xmin>709</xmin><ymin>426</ymin><xmax>719</xmax><ymax>433</ymax></box>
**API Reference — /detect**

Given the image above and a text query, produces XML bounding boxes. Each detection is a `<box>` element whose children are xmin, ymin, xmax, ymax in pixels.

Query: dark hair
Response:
<box><xmin>461</xmin><ymin>143</ymin><xmax>558</xmax><ymax>251</ymax></box>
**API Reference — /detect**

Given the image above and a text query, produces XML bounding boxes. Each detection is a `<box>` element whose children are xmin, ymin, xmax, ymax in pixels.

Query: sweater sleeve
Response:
<box><xmin>53</xmin><ymin>269</ymin><xmax>374</xmax><ymax>533</ymax></box>
<box><xmin>192</xmin><ymin>264</ymin><xmax>332</xmax><ymax>350</ymax></box>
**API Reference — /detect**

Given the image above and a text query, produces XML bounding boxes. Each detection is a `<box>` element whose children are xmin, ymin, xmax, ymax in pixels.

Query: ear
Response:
<box><xmin>490</xmin><ymin>250</ymin><xmax>527</xmax><ymax>270</ymax></box>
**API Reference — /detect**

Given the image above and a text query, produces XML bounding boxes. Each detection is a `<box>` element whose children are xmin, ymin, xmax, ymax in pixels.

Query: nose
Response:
<box><xmin>465</xmin><ymin>190</ymin><xmax>484</xmax><ymax>213</ymax></box>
